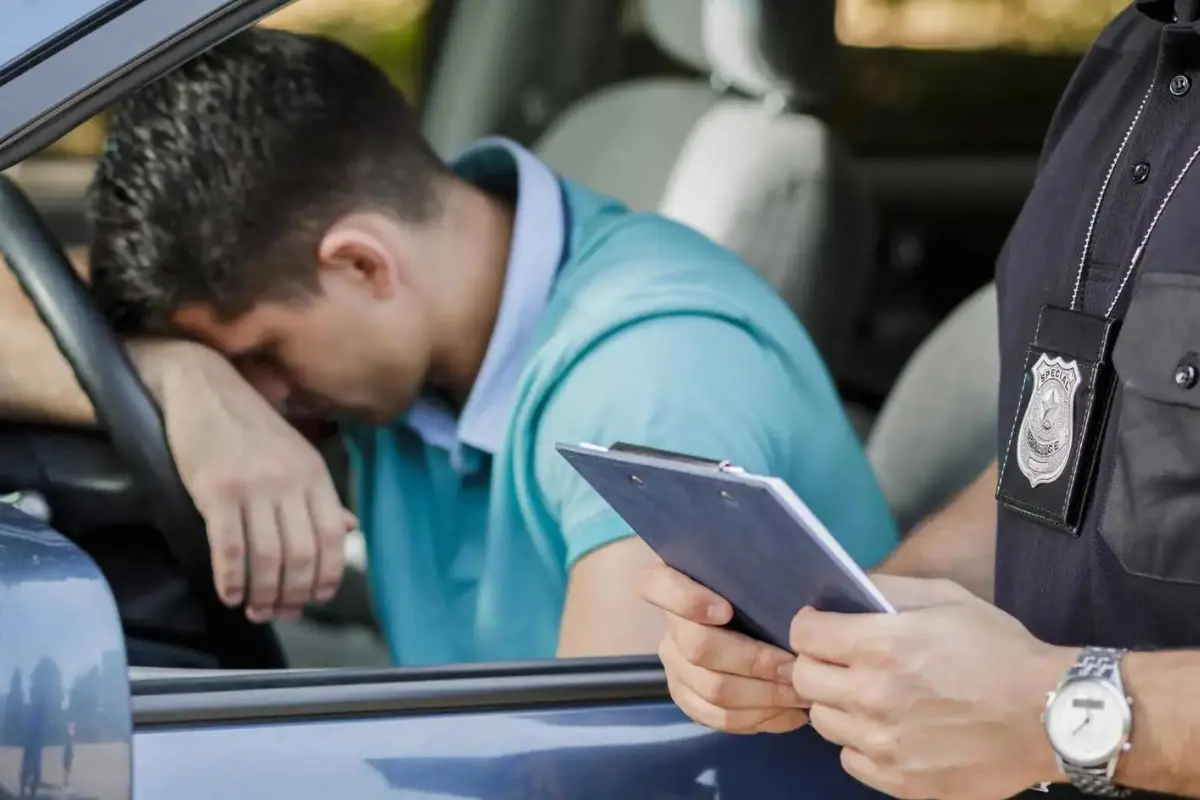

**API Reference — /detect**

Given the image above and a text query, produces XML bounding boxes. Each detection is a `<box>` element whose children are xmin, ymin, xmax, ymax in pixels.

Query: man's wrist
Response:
<box><xmin>126</xmin><ymin>338</ymin><xmax>218</xmax><ymax>401</ymax></box>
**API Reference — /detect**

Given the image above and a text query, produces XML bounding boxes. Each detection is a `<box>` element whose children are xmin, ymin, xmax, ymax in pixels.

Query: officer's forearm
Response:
<box><xmin>875</xmin><ymin>461</ymin><xmax>998</xmax><ymax>602</ymax></box>
<box><xmin>0</xmin><ymin>251</ymin><xmax>98</xmax><ymax>426</ymax></box>
<box><xmin>1111</xmin><ymin>649</ymin><xmax>1200</xmax><ymax>796</ymax></box>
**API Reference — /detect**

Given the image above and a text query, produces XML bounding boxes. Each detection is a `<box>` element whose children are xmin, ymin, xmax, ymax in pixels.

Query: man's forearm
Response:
<box><xmin>0</xmin><ymin>251</ymin><xmax>97</xmax><ymax>426</ymax></box>
<box><xmin>0</xmin><ymin>251</ymin><xmax>198</xmax><ymax>426</ymax></box>
<box><xmin>875</xmin><ymin>461</ymin><xmax>998</xmax><ymax>602</ymax></box>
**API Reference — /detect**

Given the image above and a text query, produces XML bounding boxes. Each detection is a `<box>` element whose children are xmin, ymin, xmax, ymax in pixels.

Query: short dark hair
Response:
<box><xmin>87</xmin><ymin>27</ymin><xmax>447</xmax><ymax>334</ymax></box>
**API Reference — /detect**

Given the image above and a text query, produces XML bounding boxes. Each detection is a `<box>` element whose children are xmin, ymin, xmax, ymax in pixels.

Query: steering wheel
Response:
<box><xmin>0</xmin><ymin>175</ymin><xmax>285</xmax><ymax>669</ymax></box>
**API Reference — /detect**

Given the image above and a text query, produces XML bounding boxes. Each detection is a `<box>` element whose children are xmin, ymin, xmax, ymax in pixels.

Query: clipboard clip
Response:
<box><xmin>607</xmin><ymin>442</ymin><xmax>746</xmax><ymax>473</ymax></box>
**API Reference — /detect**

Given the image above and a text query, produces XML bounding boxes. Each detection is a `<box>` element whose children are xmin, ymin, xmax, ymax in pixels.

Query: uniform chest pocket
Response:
<box><xmin>1101</xmin><ymin>272</ymin><xmax>1200</xmax><ymax>584</ymax></box>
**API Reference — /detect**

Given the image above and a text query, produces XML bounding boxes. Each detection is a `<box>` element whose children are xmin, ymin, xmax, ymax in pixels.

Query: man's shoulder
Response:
<box><xmin>557</xmin><ymin>201</ymin><xmax>772</xmax><ymax>312</ymax></box>
<box><xmin>558</xmin><ymin>177</ymin><xmax>739</xmax><ymax>263</ymax></box>
<box><xmin>541</xmin><ymin>192</ymin><xmax>810</xmax><ymax>378</ymax></box>
<box><xmin>544</xmin><ymin>244</ymin><xmax>796</xmax><ymax>367</ymax></box>
<box><xmin>537</xmin><ymin>180</ymin><xmax>819</xmax><ymax>382</ymax></box>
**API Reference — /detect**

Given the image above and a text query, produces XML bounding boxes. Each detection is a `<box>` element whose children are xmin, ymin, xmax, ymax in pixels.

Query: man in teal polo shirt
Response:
<box><xmin>1</xmin><ymin>28</ymin><xmax>897</xmax><ymax>665</ymax></box>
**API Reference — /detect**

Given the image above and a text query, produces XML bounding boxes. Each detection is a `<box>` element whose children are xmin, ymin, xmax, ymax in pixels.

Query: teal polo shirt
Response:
<box><xmin>344</xmin><ymin>138</ymin><xmax>899</xmax><ymax>666</ymax></box>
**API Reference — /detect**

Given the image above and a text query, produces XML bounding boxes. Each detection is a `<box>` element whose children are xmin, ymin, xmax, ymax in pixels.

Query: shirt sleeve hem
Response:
<box><xmin>564</xmin><ymin>514</ymin><xmax>637</xmax><ymax>567</ymax></box>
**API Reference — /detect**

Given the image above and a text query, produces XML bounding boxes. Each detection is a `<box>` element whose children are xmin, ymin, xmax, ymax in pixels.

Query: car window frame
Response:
<box><xmin>130</xmin><ymin>657</ymin><xmax>667</xmax><ymax>726</ymax></box>
<box><xmin>0</xmin><ymin>0</ymin><xmax>292</xmax><ymax>172</ymax></box>
<box><xmin>0</xmin><ymin>0</ymin><xmax>145</xmax><ymax>84</ymax></box>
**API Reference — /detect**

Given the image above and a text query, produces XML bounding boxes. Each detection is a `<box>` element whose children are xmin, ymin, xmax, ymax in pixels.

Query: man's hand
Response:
<box><xmin>639</xmin><ymin>561</ymin><xmax>810</xmax><ymax>734</ymax></box>
<box><xmin>132</xmin><ymin>340</ymin><xmax>355</xmax><ymax>622</ymax></box>
<box><xmin>790</xmin><ymin>575</ymin><xmax>1074</xmax><ymax>800</ymax></box>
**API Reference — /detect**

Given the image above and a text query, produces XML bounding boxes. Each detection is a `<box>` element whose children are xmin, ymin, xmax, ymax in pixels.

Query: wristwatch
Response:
<box><xmin>1042</xmin><ymin>647</ymin><xmax>1133</xmax><ymax>797</ymax></box>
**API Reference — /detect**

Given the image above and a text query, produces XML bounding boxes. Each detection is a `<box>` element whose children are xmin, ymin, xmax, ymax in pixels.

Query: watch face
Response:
<box><xmin>1046</xmin><ymin>678</ymin><xmax>1130</xmax><ymax>767</ymax></box>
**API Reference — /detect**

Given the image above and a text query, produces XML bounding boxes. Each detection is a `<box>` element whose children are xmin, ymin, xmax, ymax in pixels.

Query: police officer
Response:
<box><xmin>639</xmin><ymin>2</ymin><xmax>1200</xmax><ymax>798</ymax></box>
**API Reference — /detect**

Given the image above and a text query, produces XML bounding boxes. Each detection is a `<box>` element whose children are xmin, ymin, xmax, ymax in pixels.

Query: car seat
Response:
<box><xmin>865</xmin><ymin>282</ymin><xmax>1000</xmax><ymax>534</ymax></box>
<box><xmin>535</xmin><ymin>0</ymin><xmax>876</xmax><ymax>369</ymax></box>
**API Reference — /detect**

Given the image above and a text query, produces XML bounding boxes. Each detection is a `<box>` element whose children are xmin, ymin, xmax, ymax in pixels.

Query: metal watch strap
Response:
<box><xmin>1062</xmin><ymin>647</ymin><xmax>1131</xmax><ymax>798</ymax></box>
<box><xmin>1063</xmin><ymin>763</ymin><xmax>1130</xmax><ymax>798</ymax></box>
<box><xmin>1067</xmin><ymin>647</ymin><xmax>1127</xmax><ymax>684</ymax></box>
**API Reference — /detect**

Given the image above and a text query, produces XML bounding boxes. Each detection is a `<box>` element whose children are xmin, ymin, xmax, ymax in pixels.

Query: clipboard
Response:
<box><xmin>556</xmin><ymin>442</ymin><xmax>895</xmax><ymax>652</ymax></box>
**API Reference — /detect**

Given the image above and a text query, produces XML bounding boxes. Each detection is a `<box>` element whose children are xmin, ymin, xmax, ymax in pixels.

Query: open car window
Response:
<box><xmin>2</xmin><ymin>0</ymin><xmax>1125</xmax><ymax>682</ymax></box>
<box><xmin>3</xmin><ymin>0</ymin><xmax>438</xmax><ymax>677</ymax></box>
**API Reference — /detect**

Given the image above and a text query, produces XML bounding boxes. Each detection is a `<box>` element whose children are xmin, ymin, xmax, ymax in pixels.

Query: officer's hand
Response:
<box><xmin>791</xmin><ymin>575</ymin><xmax>1072</xmax><ymax>800</ymax></box>
<box><xmin>639</xmin><ymin>560</ymin><xmax>809</xmax><ymax>734</ymax></box>
<box><xmin>131</xmin><ymin>340</ymin><xmax>356</xmax><ymax>622</ymax></box>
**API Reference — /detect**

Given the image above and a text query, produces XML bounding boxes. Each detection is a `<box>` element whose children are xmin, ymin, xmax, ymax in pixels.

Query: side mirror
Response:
<box><xmin>0</xmin><ymin>503</ymin><xmax>132</xmax><ymax>800</ymax></box>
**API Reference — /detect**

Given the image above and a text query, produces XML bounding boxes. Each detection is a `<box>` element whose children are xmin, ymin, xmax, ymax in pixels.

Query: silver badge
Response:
<box><xmin>1017</xmin><ymin>354</ymin><xmax>1082</xmax><ymax>488</ymax></box>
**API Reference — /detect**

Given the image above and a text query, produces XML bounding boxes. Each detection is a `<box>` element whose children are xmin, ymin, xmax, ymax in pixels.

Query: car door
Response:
<box><xmin>0</xmin><ymin>498</ymin><xmax>886</xmax><ymax>800</ymax></box>
<box><xmin>129</xmin><ymin>661</ymin><xmax>894</xmax><ymax>800</ymax></box>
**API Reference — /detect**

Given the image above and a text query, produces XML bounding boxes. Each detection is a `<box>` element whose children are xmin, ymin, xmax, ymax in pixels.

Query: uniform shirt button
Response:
<box><xmin>1170</xmin><ymin>74</ymin><xmax>1192</xmax><ymax>96</ymax></box>
<box><xmin>1175</xmin><ymin>361</ymin><xmax>1198</xmax><ymax>389</ymax></box>
<box><xmin>1132</xmin><ymin>161</ymin><xmax>1151</xmax><ymax>183</ymax></box>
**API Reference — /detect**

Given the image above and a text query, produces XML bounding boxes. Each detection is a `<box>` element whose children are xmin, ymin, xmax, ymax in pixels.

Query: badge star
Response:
<box><xmin>1040</xmin><ymin>386</ymin><xmax>1062</xmax><ymax>427</ymax></box>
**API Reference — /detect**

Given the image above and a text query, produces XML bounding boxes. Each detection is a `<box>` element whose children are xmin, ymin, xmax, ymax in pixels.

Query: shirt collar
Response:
<box><xmin>404</xmin><ymin>137</ymin><xmax>567</xmax><ymax>471</ymax></box>
<box><xmin>1137</xmin><ymin>0</ymin><xmax>1200</xmax><ymax>23</ymax></box>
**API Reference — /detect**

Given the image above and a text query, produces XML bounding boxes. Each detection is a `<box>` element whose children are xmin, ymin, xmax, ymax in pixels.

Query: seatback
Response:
<box><xmin>866</xmin><ymin>282</ymin><xmax>1000</xmax><ymax>534</ymax></box>
<box><xmin>535</xmin><ymin>0</ymin><xmax>875</xmax><ymax>368</ymax></box>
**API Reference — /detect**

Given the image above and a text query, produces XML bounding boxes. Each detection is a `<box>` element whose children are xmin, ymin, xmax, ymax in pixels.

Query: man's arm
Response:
<box><xmin>875</xmin><ymin>460</ymin><xmax>998</xmax><ymax>602</ymax></box>
<box><xmin>533</xmin><ymin>314</ymin><xmax>884</xmax><ymax>657</ymax></box>
<box><xmin>0</xmin><ymin>250</ymin><xmax>218</xmax><ymax>423</ymax></box>
<box><xmin>0</xmin><ymin>250</ymin><xmax>97</xmax><ymax>425</ymax></box>
<box><xmin>0</xmin><ymin>251</ymin><xmax>354</xmax><ymax>619</ymax></box>
<box><xmin>557</xmin><ymin>537</ymin><xmax>665</xmax><ymax>657</ymax></box>
<box><xmin>539</xmin><ymin>316</ymin><xmax>780</xmax><ymax>657</ymax></box>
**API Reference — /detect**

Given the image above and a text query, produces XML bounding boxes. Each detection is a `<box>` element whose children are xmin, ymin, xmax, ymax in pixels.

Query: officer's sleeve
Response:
<box><xmin>533</xmin><ymin>314</ymin><xmax>790</xmax><ymax>566</ymax></box>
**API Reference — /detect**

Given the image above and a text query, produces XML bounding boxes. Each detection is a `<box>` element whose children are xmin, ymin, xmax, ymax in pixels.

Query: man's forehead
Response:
<box><xmin>170</xmin><ymin>302</ymin><xmax>269</xmax><ymax>358</ymax></box>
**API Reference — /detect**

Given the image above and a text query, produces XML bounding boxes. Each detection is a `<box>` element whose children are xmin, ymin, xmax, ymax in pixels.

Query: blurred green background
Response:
<box><xmin>842</xmin><ymin>0</ymin><xmax>1131</xmax><ymax>51</ymax></box>
<box><xmin>39</xmin><ymin>0</ymin><xmax>1126</xmax><ymax>160</ymax></box>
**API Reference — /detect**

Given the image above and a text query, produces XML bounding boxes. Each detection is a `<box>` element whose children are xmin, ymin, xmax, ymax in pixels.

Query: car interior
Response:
<box><xmin>0</xmin><ymin>0</ymin><xmax>1112</xmax><ymax>677</ymax></box>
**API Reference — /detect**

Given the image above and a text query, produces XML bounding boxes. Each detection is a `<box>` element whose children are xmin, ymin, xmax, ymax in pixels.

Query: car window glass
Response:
<box><xmin>0</xmin><ymin>0</ymin><xmax>127</xmax><ymax>76</ymax></box>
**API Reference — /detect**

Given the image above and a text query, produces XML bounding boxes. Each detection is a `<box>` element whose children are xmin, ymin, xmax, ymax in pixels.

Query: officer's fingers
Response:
<box><xmin>665</xmin><ymin>613</ymin><xmax>795</xmax><ymax>683</ymax></box>
<box><xmin>664</xmin><ymin>666</ymin><xmax>809</xmax><ymax>735</ymax></box>
<box><xmin>659</xmin><ymin>635</ymin><xmax>806</xmax><ymax>710</ymax></box>
<box><xmin>639</xmin><ymin>561</ymin><xmax>732</xmax><ymax>624</ymax></box>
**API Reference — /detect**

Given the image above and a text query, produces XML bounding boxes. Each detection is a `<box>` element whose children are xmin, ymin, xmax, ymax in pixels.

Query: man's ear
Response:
<box><xmin>316</xmin><ymin>213</ymin><xmax>404</xmax><ymax>300</ymax></box>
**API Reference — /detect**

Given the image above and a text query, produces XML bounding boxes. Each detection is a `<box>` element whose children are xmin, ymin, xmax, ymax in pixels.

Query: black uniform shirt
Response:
<box><xmin>997</xmin><ymin>2</ymin><xmax>1200</xmax><ymax>796</ymax></box>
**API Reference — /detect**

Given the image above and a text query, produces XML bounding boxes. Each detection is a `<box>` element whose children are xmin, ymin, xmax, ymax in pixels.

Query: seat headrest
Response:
<box><xmin>641</xmin><ymin>0</ymin><xmax>708</xmax><ymax>74</ymax></box>
<box><xmin>640</xmin><ymin>0</ymin><xmax>838</xmax><ymax>106</ymax></box>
